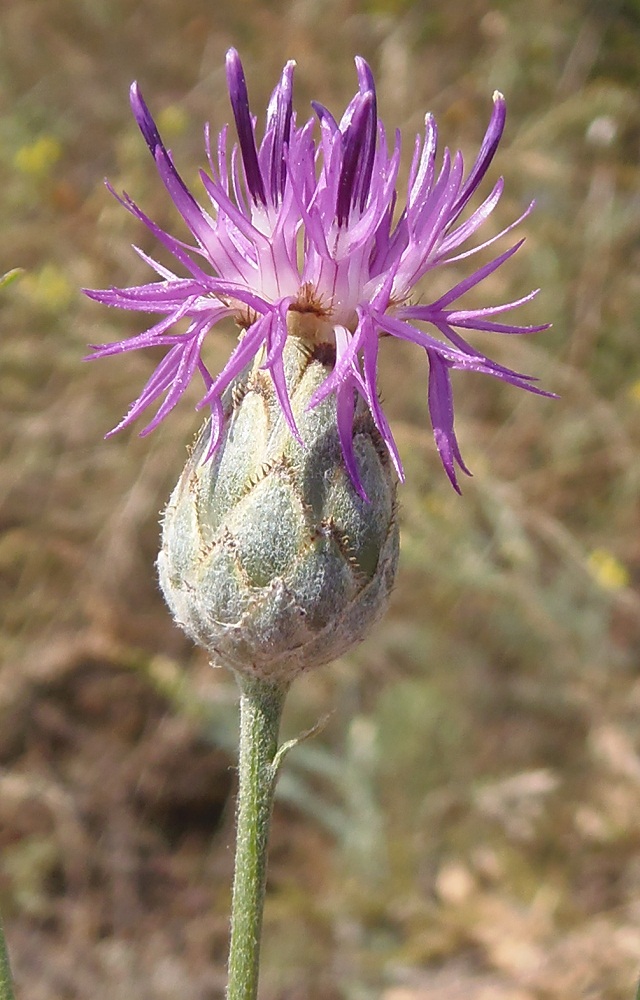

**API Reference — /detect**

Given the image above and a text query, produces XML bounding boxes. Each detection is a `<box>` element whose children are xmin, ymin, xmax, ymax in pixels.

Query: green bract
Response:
<box><xmin>158</xmin><ymin>338</ymin><xmax>399</xmax><ymax>682</ymax></box>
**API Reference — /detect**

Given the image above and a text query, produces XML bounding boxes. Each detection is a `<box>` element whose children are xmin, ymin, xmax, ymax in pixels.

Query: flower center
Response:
<box><xmin>285</xmin><ymin>283</ymin><xmax>357</xmax><ymax>343</ymax></box>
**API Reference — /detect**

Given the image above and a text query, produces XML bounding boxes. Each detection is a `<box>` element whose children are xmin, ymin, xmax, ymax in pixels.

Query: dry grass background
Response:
<box><xmin>2</xmin><ymin>0</ymin><xmax>640</xmax><ymax>997</ymax></box>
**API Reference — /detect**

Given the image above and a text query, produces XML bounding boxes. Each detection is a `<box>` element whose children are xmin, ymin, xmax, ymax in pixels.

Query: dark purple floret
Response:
<box><xmin>336</xmin><ymin>92</ymin><xmax>376</xmax><ymax>227</ymax></box>
<box><xmin>353</xmin><ymin>58</ymin><xmax>377</xmax><ymax>213</ymax></box>
<box><xmin>450</xmin><ymin>93</ymin><xmax>506</xmax><ymax>220</ymax></box>
<box><xmin>129</xmin><ymin>84</ymin><xmax>162</xmax><ymax>158</ymax></box>
<box><xmin>265</xmin><ymin>60</ymin><xmax>295</xmax><ymax>206</ymax></box>
<box><xmin>225</xmin><ymin>48</ymin><xmax>267</xmax><ymax>207</ymax></box>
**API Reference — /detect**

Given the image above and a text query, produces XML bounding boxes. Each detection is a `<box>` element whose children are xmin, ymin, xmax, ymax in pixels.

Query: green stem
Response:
<box><xmin>226</xmin><ymin>674</ymin><xmax>290</xmax><ymax>1000</ymax></box>
<box><xmin>0</xmin><ymin>916</ymin><xmax>15</xmax><ymax>1000</ymax></box>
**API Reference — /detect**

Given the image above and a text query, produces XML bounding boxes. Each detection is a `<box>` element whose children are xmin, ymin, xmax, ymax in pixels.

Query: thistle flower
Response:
<box><xmin>87</xmin><ymin>49</ymin><xmax>548</xmax><ymax>497</ymax></box>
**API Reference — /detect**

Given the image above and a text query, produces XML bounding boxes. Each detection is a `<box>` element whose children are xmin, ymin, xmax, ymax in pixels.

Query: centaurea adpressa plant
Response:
<box><xmin>87</xmin><ymin>50</ymin><xmax>549</xmax><ymax>1000</ymax></box>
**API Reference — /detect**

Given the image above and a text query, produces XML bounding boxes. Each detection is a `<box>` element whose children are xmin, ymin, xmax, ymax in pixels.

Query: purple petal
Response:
<box><xmin>203</xmin><ymin>397</ymin><xmax>225</xmax><ymax>459</ymax></box>
<box><xmin>439</xmin><ymin>178</ymin><xmax>504</xmax><ymax>256</ymax></box>
<box><xmin>427</xmin><ymin>352</ymin><xmax>470</xmax><ymax>492</ymax></box>
<box><xmin>264</xmin><ymin>60</ymin><xmax>295</xmax><ymax>205</ymax></box>
<box><xmin>444</xmin><ymin>201</ymin><xmax>534</xmax><ymax>264</ymax></box>
<box><xmin>311</xmin><ymin>101</ymin><xmax>339</xmax><ymax>132</ymax></box>
<box><xmin>336</xmin><ymin>381</ymin><xmax>368</xmax><ymax>501</ymax></box>
<box><xmin>445</xmin><ymin>317</ymin><xmax>550</xmax><ymax>335</ymax></box>
<box><xmin>225</xmin><ymin>48</ymin><xmax>267</xmax><ymax>206</ymax></box>
<box><xmin>85</xmin><ymin>279</ymin><xmax>207</xmax><ymax>311</ymax></box>
<box><xmin>130</xmin><ymin>84</ymin><xmax>223</xmax><ymax>256</ymax></box>
<box><xmin>261</xmin><ymin>300</ymin><xmax>301</xmax><ymax>441</ymax></box>
<box><xmin>308</xmin><ymin>322</ymin><xmax>367</xmax><ymax>408</ymax></box>
<box><xmin>336</xmin><ymin>92</ymin><xmax>375</xmax><ymax>226</ymax></box>
<box><xmin>103</xmin><ymin>183</ymin><xmax>217</xmax><ymax>286</ymax></box>
<box><xmin>198</xmin><ymin>312</ymin><xmax>273</xmax><ymax>411</ymax></box>
<box><xmin>105</xmin><ymin>344</ymin><xmax>183</xmax><ymax>436</ymax></box>
<box><xmin>360</xmin><ymin>314</ymin><xmax>404</xmax><ymax>481</ymax></box>
<box><xmin>140</xmin><ymin>324</ymin><xmax>208</xmax><ymax>434</ymax></box>
<box><xmin>429</xmin><ymin>239</ymin><xmax>525</xmax><ymax>311</ymax></box>
<box><xmin>371</xmin><ymin>309</ymin><xmax>477</xmax><ymax>363</ymax></box>
<box><xmin>355</xmin><ymin>56</ymin><xmax>375</xmax><ymax>95</ymax></box>
<box><xmin>450</xmin><ymin>91</ymin><xmax>506</xmax><ymax>220</ymax></box>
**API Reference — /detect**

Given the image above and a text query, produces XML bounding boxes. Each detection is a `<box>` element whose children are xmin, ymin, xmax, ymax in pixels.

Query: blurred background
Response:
<box><xmin>2</xmin><ymin>0</ymin><xmax>640</xmax><ymax>997</ymax></box>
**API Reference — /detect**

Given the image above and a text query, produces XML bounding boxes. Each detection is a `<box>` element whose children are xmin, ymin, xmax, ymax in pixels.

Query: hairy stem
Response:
<box><xmin>0</xmin><ymin>917</ymin><xmax>15</xmax><ymax>1000</ymax></box>
<box><xmin>226</xmin><ymin>674</ymin><xmax>290</xmax><ymax>1000</ymax></box>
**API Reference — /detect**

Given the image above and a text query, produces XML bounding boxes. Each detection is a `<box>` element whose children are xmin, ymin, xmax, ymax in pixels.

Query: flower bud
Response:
<box><xmin>158</xmin><ymin>338</ymin><xmax>399</xmax><ymax>682</ymax></box>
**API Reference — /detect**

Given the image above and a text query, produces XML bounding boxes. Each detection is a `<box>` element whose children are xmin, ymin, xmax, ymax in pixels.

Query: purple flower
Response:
<box><xmin>87</xmin><ymin>48</ymin><xmax>549</xmax><ymax>497</ymax></box>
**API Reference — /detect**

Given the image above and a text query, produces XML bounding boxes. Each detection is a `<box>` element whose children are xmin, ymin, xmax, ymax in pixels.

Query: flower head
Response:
<box><xmin>87</xmin><ymin>48</ymin><xmax>549</xmax><ymax>497</ymax></box>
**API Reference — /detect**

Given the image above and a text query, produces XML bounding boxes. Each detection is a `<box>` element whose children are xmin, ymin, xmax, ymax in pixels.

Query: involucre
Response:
<box><xmin>158</xmin><ymin>338</ymin><xmax>399</xmax><ymax>682</ymax></box>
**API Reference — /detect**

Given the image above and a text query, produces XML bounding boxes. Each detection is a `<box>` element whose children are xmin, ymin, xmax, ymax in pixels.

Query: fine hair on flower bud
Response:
<box><xmin>158</xmin><ymin>338</ymin><xmax>399</xmax><ymax>682</ymax></box>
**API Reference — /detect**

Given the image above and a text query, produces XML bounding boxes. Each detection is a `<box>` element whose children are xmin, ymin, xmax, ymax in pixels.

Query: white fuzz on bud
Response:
<box><xmin>158</xmin><ymin>338</ymin><xmax>399</xmax><ymax>682</ymax></box>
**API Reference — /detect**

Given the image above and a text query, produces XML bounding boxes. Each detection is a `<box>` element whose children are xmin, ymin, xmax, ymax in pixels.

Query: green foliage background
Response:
<box><xmin>1</xmin><ymin>1</ymin><xmax>640</xmax><ymax>997</ymax></box>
